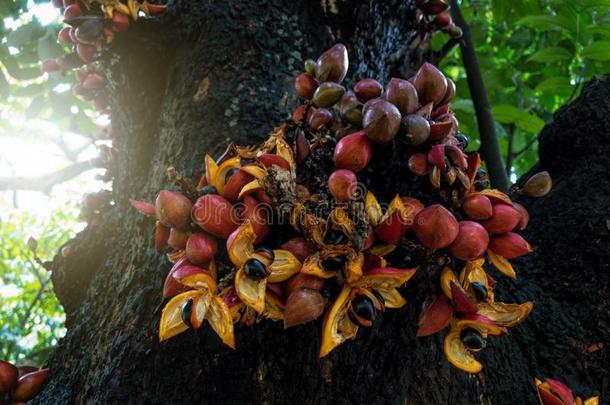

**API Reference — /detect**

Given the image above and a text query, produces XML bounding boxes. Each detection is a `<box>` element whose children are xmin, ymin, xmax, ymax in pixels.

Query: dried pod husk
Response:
<box><xmin>294</xmin><ymin>73</ymin><xmax>318</xmax><ymax>100</ymax></box>
<box><xmin>281</xmin><ymin>238</ymin><xmax>316</xmax><ymax>262</ymax></box>
<box><xmin>354</xmin><ymin>78</ymin><xmax>383</xmax><ymax>102</ymax></box>
<box><xmin>489</xmin><ymin>232</ymin><xmax>532</xmax><ymax>259</ymax></box>
<box><xmin>163</xmin><ymin>258</ymin><xmax>190</xmax><ymax>298</ymax></box>
<box><xmin>512</xmin><ymin>202</ymin><xmax>529</xmax><ymax>230</ymax></box>
<box><xmin>429</xmin><ymin>118</ymin><xmax>454</xmax><ymax>140</ymax></box>
<box><xmin>328</xmin><ymin>169</ymin><xmax>358</xmax><ymax>201</ymax></box>
<box><xmin>412</xmin><ymin>62</ymin><xmax>448</xmax><ymax>106</ymax></box>
<box><xmin>315</xmin><ymin>43</ymin><xmax>348</xmax><ymax>84</ymax></box>
<box><xmin>155</xmin><ymin>190</ymin><xmax>193</xmax><ymax>230</ymax></box>
<box><xmin>403</xmin><ymin>114</ymin><xmax>430</xmax><ymax>146</ymax></box>
<box><xmin>385</xmin><ymin>78</ymin><xmax>419</xmax><ymax>116</ymax></box>
<box><xmin>307</xmin><ymin>107</ymin><xmax>333</xmax><ymax>129</ymax></box>
<box><xmin>413</xmin><ymin>204</ymin><xmax>459</xmax><ymax>249</ymax></box>
<box><xmin>292</xmin><ymin>105</ymin><xmax>307</xmax><ymax>124</ymax></box>
<box><xmin>449</xmin><ymin>221</ymin><xmax>489</xmax><ymax>261</ymax></box>
<box><xmin>191</xmin><ymin>194</ymin><xmax>238</xmax><ymax>238</ymax></box>
<box><xmin>16</xmin><ymin>366</ymin><xmax>38</xmax><ymax>378</ymax></box>
<box><xmin>462</xmin><ymin>194</ymin><xmax>493</xmax><ymax>220</ymax></box>
<box><xmin>408</xmin><ymin>153</ymin><xmax>429</xmax><ymax>176</ymax></box>
<box><xmin>313</xmin><ymin>82</ymin><xmax>346</xmax><ymax>108</ymax></box>
<box><xmin>374</xmin><ymin>197</ymin><xmax>410</xmax><ymax>244</ymax></box>
<box><xmin>544</xmin><ymin>379</ymin><xmax>576</xmax><ymax>405</ymax></box>
<box><xmin>242</xmin><ymin>195</ymin><xmax>270</xmax><ymax>244</ymax></box>
<box><xmin>481</xmin><ymin>204</ymin><xmax>521</xmax><ymax>234</ymax></box>
<box><xmin>258</xmin><ymin>154</ymin><xmax>291</xmax><ymax>171</ymax></box>
<box><xmin>11</xmin><ymin>368</ymin><xmax>49</xmax><ymax>402</ymax></box>
<box><xmin>186</xmin><ymin>233</ymin><xmax>218</xmax><ymax>265</ymax></box>
<box><xmin>0</xmin><ymin>360</ymin><xmax>18</xmax><ymax>395</ymax></box>
<box><xmin>296</xmin><ymin>131</ymin><xmax>310</xmax><ymax>162</ymax></box>
<box><xmin>168</xmin><ymin>228</ymin><xmax>189</xmax><ymax>250</ymax></box>
<box><xmin>363</xmin><ymin>99</ymin><xmax>402</xmax><ymax>144</ymax></box>
<box><xmin>283</xmin><ymin>288</ymin><xmax>325</xmax><ymax>328</ymax></box>
<box><xmin>155</xmin><ymin>222</ymin><xmax>170</xmax><ymax>253</ymax></box>
<box><xmin>523</xmin><ymin>171</ymin><xmax>552</xmax><ymax>197</ymax></box>
<box><xmin>338</xmin><ymin>92</ymin><xmax>364</xmax><ymax>126</ymax></box>
<box><xmin>417</xmin><ymin>294</ymin><xmax>452</xmax><ymax>336</ymax></box>
<box><xmin>223</xmin><ymin>168</ymin><xmax>254</xmax><ymax>203</ymax></box>
<box><xmin>450</xmin><ymin>282</ymin><xmax>479</xmax><ymax>315</ymax></box>
<box><xmin>333</xmin><ymin>131</ymin><xmax>373</xmax><ymax>173</ymax></box>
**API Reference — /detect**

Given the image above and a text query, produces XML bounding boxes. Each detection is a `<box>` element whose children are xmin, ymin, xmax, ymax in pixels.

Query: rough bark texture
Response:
<box><xmin>34</xmin><ymin>1</ymin><xmax>608</xmax><ymax>404</ymax></box>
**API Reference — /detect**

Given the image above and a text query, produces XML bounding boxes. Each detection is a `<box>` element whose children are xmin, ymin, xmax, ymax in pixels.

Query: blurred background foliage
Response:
<box><xmin>1</xmin><ymin>0</ymin><xmax>609</xmax><ymax>365</ymax></box>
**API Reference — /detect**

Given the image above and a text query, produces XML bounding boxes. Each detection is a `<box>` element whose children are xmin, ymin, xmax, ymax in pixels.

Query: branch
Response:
<box><xmin>450</xmin><ymin>0</ymin><xmax>509</xmax><ymax>191</ymax></box>
<box><xmin>431</xmin><ymin>37</ymin><xmax>461</xmax><ymax>64</ymax></box>
<box><xmin>0</xmin><ymin>158</ymin><xmax>104</xmax><ymax>192</ymax></box>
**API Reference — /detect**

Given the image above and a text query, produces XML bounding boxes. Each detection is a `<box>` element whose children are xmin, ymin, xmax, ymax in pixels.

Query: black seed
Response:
<box><xmin>475</xmin><ymin>168</ymin><xmax>487</xmax><ymax>179</ymax></box>
<box><xmin>243</xmin><ymin>258</ymin><xmax>268</xmax><ymax>280</ymax></box>
<box><xmin>460</xmin><ymin>328</ymin><xmax>486</xmax><ymax>351</ymax></box>
<box><xmin>181</xmin><ymin>298</ymin><xmax>194</xmax><ymax>328</ymax></box>
<box><xmin>199</xmin><ymin>185</ymin><xmax>217</xmax><ymax>195</ymax></box>
<box><xmin>225</xmin><ymin>168</ymin><xmax>239</xmax><ymax>183</ymax></box>
<box><xmin>321</xmin><ymin>255</ymin><xmax>347</xmax><ymax>272</ymax></box>
<box><xmin>471</xmin><ymin>282</ymin><xmax>487</xmax><ymax>301</ymax></box>
<box><xmin>352</xmin><ymin>295</ymin><xmax>376</xmax><ymax>322</ymax></box>
<box><xmin>455</xmin><ymin>133</ymin><xmax>469</xmax><ymax>149</ymax></box>
<box><xmin>255</xmin><ymin>247</ymin><xmax>275</xmax><ymax>262</ymax></box>
<box><xmin>324</xmin><ymin>229</ymin><xmax>348</xmax><ymax>245</ymax></box>
<box><xmin>474</xmin><ymin>180</ymin><xmax>489</xmax><ymax>191</ymax></box>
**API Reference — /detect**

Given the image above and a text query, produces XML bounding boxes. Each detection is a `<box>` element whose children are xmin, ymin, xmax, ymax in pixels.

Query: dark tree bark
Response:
<box><xmin>34</xmin><ymin>1</ymin><xmax>608</xmax><ymax>404</ymax></box>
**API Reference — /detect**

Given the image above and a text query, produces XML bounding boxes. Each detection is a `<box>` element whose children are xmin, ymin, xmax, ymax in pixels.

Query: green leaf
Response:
<box><xmin>450</xmin><ymin>98</ymin><xmax>474</xmax><ymax>113</ymax></box>
<box><xmin>38</xmin><ymin>33</ymin><xmax>64</xmax><ymax>61</ymax></box>
<box><xmin>3</xmin><ymin>56</ymin><xmax>43</xmax><ymax>80</ymax></box>
<box><xmin>583</xmin><ymin>41</ymin><xmax>610</xmax><ymax>60</ymax></box>
<box><xmin>0</xmin><ymin>70</ymin><xmax>9</xmax><ymax>100</ymax></box>
<box><xmin>26</xmin><ymin>95</ymin><xmax>46</xmax><ymax>119</ymax></box>
<box><xmin>12</xmin><ymin>83</ymin><xmax>45</xmax><ymax>97</ymax></box>
<box><xmin>492</xmin><ymin>104</ymin><xmax>521</xmax><ymax>124</ymax></box>
<box><xmin>528</xmin><ymin>47</ymin><xmax>573</xmax><ymax>63</ymax></box>
<box><xmin>535</xmin><ymin>76</ymin><xmax>571</xmax><ymax>93</ymax></box>
<box><xmin>516</xmin><ymin>15</ymin><xmax>576</xmax><ymax>38</ymax></box>
<box><xmin>6</xmin><ymin>21</ymin><xmax>45</xmax><ymax>48</ymax></box>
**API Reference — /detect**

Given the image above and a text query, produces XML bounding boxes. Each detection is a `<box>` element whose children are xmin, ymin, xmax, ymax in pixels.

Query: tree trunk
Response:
<box><xmin>34</xmin><ymin>1</ymin><xmax>608</xmax><ymax>404</ymax></box>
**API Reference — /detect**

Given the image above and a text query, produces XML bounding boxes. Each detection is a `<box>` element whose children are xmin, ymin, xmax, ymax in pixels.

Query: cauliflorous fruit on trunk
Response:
<box><xmin>41</xmin><ymin>58</ymin><xmax>60</xmax><ymax>73</ymax></box>
<box><xmin>312</xmin><ymin>82</ymin><xmax>345</xmax><ymax>107</ymax></box>
<box><xmin>283</xmin><ymin>288</ymin><xmax>325</xmax><ymax>328</ymax></box>
<box><xmin>328</xmin><ymin>169</ymin><xmax>358</xmax><ymax>201</ymax></box>
<box><xmin>186</xmin><ymin>233</ymin><xmax>218</xmax><ymax>265</ymax></box>
<box><xmin>307</xmin><ymin>107</ymin><xmax>332</xmax><ymax>129</ymax></box>
<box><xmin>281</xmin><ymin>237</ymin><xmax>316</xmax><ymax>262</ymax></box>
<box><xmin>354</xmin><ymin>78</ymin><xmax>383</xmax><ymax>101</ymax></box>
<box><xmin>385</xmin><ymin>78</ymin><xmax>419</xmax><ymax>116</ymax></box>
<box><xmin>408</xmin><ymin>153</ymin><xmax>429</xmax><ymax>175</ymax></box>
<box><xmin>413</xmin><ymin>204</ymin><xmax>459</xmax><ymax>249</ymax></box>
<box><xmin>286</xmin><ymin>273</ymin><xmax>325</xmax><ymax>296</ymax></box>
<box><xmin>315</xmin><ymin>43</ymin><xmax>348</xmax><ymax>84</ymax></box>
<box><xmin>462</xmin><ymin>194</ymin><xmax>493</xmax><ymax>219</ymax></box>
<box><xmin>363</xmin><ymin>99</ymin><xmax>402</xmax><ymax>144</ymax></box>
<box><xmin>11</xmin><ymin>368</ymin><xmax>49</xmax><ymax>402</ymax></box>
<box><xmin>412</xmin><ymin>62</ymin><xmax>448</xmax><ymax>105</ymax></box>
<box><xmin>167</xmin><ymin>228</ymin><xmax>189</xmax><ymax>250</ymax></box>
<box><xmin>242</xmin><ymin>195</ymin><xmax>270</xmax><ymax>244</ymax></box>
<box><xmin>0</xmin><ymin>360</ymin><xmax>18</xmax><ymax>394</ymax></box>
<box><xmin>449</xmin><ymin>221</ymin><xmax>489</xmax><ymax>261</ymax></box>
<box><xmin>481</xmin><ymin>204</ymin><xmax>520</xmax><ymax>234</ymax></box>
<box><xmin>512</xmin><ymin>202</ymin><xmax>529</xmax><ymax>230</ymax></box>
<box><xmin>333</xmin><ymin>131</ymin><xmax>372</xmax><ymax>172</ymax></box>
<box><xmin>523</xmin><ymin>171</ymin><xmax>552</xmax><ymax>197</ymax></box>
<box><xmin>489</xmin><ymin>232</ymin><xmax>532</xmax><ymax>259</ymax></box>
<box><xmin>294</xmin><ymin>73</ymin><xmax>318</xmax><ymax>100</ymax></box>
<box><xmin>155</xmin><ymin>190</ymin><xmax>193</xmax><ymax>230</ymax></box>
<box><xmin>191</xmin><ymin>194</ymin><xmax>238</xmax><ymax>238</ymax></box>
<box><xmin>403</xmin><ymin>114</ymin><xmax>431</xmax><ymax>145</ymax></box>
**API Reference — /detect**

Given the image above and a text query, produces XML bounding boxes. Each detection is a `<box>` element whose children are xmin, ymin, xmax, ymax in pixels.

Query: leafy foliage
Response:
<box><xmin>435</xmin><ymin>0</ymin><xmax>610</xmax><ymax>177</ymax></box>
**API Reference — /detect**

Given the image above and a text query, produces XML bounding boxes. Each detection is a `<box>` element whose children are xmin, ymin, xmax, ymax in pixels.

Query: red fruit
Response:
<box><xmin>489</xmin><ymin>232</ymin><xmax>532</xmax><ymax>259</ymax></box>
<box><xmin>449</xmin><ymin>221</ymin><xmax>489</xmax><ymax>261</ymax></box>
<box><xmin>408</xmin><ymin>153</ymin><xmax>429</xmax><ymax>176</ymax></box>
<box><xmin>0</xmin><ymin>360</ymin><xmax>18</xmax><ymax>395</ymax></box>
<box><xmin>513</xmin><ymin>202</ymin><xmax>529</xmax><ymax>230</ymax></box>
<box><xmin>11</xmin><ymin>368</ymin><xmax>49</xmax><ymax>402</ymax></box>
<box><xmin>191</xmin><ymin>194</ymin><xmax>238</xmax><ymax>238</ymax></box>
<box><xmin>16</xmin><ymin>366</ymin><xmax>38</xmax><ymax>378</ymax></box>
<box><xmin>450</xmin><ymin>282</ymin><xmax>478</xmax><ymax>315</ymax></box>
<box><xmin>385</xmin><ymin>78</ymin><xmax>419</xmax><ymax>116</ymax></box>
<box><xmin>375</xmin><ymin>210</ymin><xmax>409</xmax><ymax>244</ymax></box>
<box><xmin>111</xmin><ymin>12</ymin><xmax>130</xmax><ymax>32</ymax></box>
<box><xmin>162</xmin><ymin>258</ymin><xmax>190</xmax><ymax>298</ymax></box>
<box><xmin>481</xmin><ymin>204</ymin><xmax>520</xmax><ymax>234</ymax></box>
<box><xmin>58</xmin><ymin>27</ymin><xmax>73</xmax><ymax>45</ymax></box>
<box><xmin>186</xmin><ymin>233</ymin><xmax>218</xmax><ymax>265</ymax></box>
<box><xmin>41</xmin><ymin>58</ymin><xmax>60</xmax><ymax>73</ymax></box>
<box><xmin>63</xmin><ymin>0</ymin><xmax>76</xmax><ymax>6</ymax></box>
<box><xmin>63</xmin><ymin>4</ymin><xmax>81</xmax><ymax>19</ymax></box>
<box><xmin>314</xmin><ymin>43</ymin><xmax>348</xmax><ymax>84</ymax></box>
<box><xmin>155</xmin><ymin>223</ymin><xmax>170</xmax><ymax>252</ymax></box>
<box><xmin>462</xmin><ymin>194</ymin><xmax>492</xmax><ymax>220</ymax></box>
<box><xmin>283</xmin><ymin>288</ymin><xmax>325</xmax><ymax>328</ymax></box>
<box><xmin>292</xmin><ymin>105</ymin><xmax>306</xmax><ymax>123</ymax></box>
<box><xmin>258</xmin><ymin>154</ymin><xmax>291</xmax><ymax>170</ymax></box>
<box><xmin>417</xmin><ymin>295</ymin><xmax>452</xmax><ymax>336</ymax></box>
<box><xmin>51</xmin><ymin>0</ymin><xmax>63</xmax><ymax>8</ymax></box>
<box><xmin>412</xmin><ymin>62</ymin><xmax>447</xmax><ymax>105</ymax></box>
<box><xmin>223</xmin><ymin>169</ymin><xmax>253</xmax><ymax>202</ymax></box>
<box><xmin>354</xmin><ymin>78</ymin><xmax>383</xmax><ymax>102</ymax></box>
<box><xmin>434</xmin><ymin>12</ymin><xmax>452</xmax><ymax>27</ymax></box>
<box><xmin>82</xmin><ymin>73</ymin><xmax>105</xmax><ymax>90</ymax></box>
<box><xmin>76</xmin><ymin>43</ymin><xmax>95</xmax><ymax>63</ymax></box>
<box><xmin>294</xmin><ymin>73</ymin><xmax>318</xmax><ymax>100</ymax></box>
<box><xmin>333</xmin><ymin>131</ymin><xmax>372</xmax><ymax>173</ymax></box>
<box><xmin>328</xmin><ymin>169</ymin><xmax>358</xmax><ymax>201</ymax></box>
<box><xmin>401</xmin><ymin>197</ymin><xmax>425</xmax><ymax>219</ymax></box>
<box><xmin>545</xmin><ymin>378</ymin><xmax>575</xmax><ymax>405</ymax></box>
<box><xmin>129</xmin><ymin>199</ymin><xmax>155</xmax><ymax>216</ymax></box>
<box><xmin>147</xmin><ymin>3</ymin><xmax>168</xmax><ymax>15</ymax></box>
<box><xmin>242</xmin><ymin>195</ymin><xmax>270</xmax><ymax>244</ymax></box>
<box><xmin>281</xmin><ymin>237</ymin><xmax>316</xmax><ymax>262</ymax></box>
<box><xmin>363</xmin><ymin>99</ymin><xmax>402</xmax><ymax>144</ymax></box>
<box><xmin>93</xmin><ymin>94</ymin><xmax>108</xmax><ymax>112</ymax></box>
<box><xmin>167</xmin><ymin>228</ymin><xmax>189</xmax><ymax>250</ymax></box>
<box><xmin>155</xmin><ymin>190</ymin><xmax>193</xmax><ymax>229</ymax></box>
<box><xmin>307</xmin><ymin>107</ymin><xmax>332</xmax><ymax>129</ymax></box>
<box><xmin>286</xmin><ymin>274</ymin><xmax>325</xmax><ymax>297</ymax></box>
<box><xmin>413</xmin><ymin>204</ymin><xmax>459</xmax><ymax>249</ymax></box>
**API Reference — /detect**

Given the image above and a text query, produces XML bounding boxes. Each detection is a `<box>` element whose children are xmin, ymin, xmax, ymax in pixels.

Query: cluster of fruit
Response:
<box><xmin>131</xmin><ymin>43</ymin><xmax>551</xmax><ymax>372</ymax></box>
<box><xmin>414</xmin><ymin>0</ymin><xmax>463</xmax><ymax>39</ymax></box>
<box><xmin>41</xmin><ymin>0</ymin><xmax>167</xmax><ymax>113</ymax></box>
<box><xmin>0</xmin><ymin>361</ymin><xmax>48</xmax><ymax>405</ymax></box>
<box><xmin>536</xmin><ymin>378</ymin><xmax>599</xmax><ymax>405</ymax></box>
